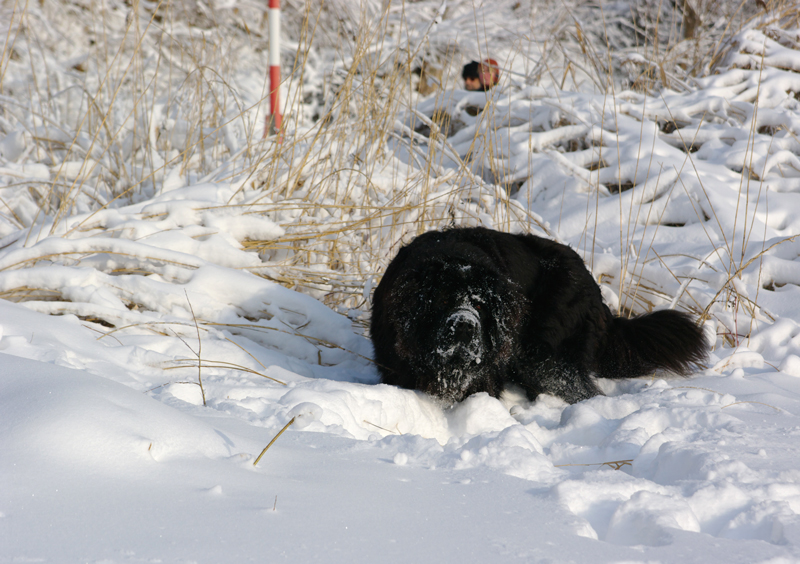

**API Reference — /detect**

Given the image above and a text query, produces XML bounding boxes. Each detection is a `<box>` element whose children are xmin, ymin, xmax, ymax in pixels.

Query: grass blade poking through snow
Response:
<box><xmin>253</xmin><ymin>417</ymin><xmax>295</xmax><ymax>467</ymax></box>
<box><xmin>253</xmin><ymin>403</ymin><xmax>322</xmax><ymax>467</ymax></box>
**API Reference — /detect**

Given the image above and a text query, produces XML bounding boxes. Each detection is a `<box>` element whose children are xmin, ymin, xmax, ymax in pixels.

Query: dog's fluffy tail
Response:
<box><xmin>596</xmin><ymin>310</ymin><xmax>709</xmax><ymax>379</ymax></box>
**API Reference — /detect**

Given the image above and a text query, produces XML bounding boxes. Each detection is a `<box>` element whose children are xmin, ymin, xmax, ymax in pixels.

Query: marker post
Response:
<box><xmin>265</xmin><ymin>0</ymin><xmax>282</xmax><ymax>139</ymax></box>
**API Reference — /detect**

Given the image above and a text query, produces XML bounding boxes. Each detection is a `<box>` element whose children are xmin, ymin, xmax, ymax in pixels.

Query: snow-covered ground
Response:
<box><xmin>3</xmin><ymin>0</ymin><xmax>800</xmax><ymax>561</ymax></box>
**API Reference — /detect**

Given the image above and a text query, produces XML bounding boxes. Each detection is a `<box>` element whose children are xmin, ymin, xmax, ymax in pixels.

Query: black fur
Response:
<box><xmin>370</xmin><ymin>226</ymin><xmax>708</xmax><ymax>404</ymax></box>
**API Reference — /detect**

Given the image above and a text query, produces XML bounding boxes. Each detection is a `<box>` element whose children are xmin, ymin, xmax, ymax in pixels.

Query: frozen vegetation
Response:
<box><xmin>2</xmin><ymin>0</ymin><xmax>800</xmax><ymax>561</ymax></box>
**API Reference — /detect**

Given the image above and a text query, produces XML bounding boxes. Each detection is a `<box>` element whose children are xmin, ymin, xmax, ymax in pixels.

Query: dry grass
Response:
<box><xmin>1</xmin><ymin>0</ymin><xmax>799</xmax><ymax>357</ymax></box>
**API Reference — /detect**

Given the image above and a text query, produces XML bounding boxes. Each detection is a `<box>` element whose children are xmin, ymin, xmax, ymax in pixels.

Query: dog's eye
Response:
<box><xmin>475</xmin><ymin>304</ymin><xmax>481</xmax><ymax>311</ymax></box>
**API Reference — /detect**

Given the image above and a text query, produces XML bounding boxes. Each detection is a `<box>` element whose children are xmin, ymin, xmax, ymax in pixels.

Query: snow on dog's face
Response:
<box><xmin>388</xmin><ymin>256</ymin><xmax>524</xmax><ymax>403</ymax></box>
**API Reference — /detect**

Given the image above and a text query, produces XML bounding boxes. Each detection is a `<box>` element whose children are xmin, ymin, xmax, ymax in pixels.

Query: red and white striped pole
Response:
<box><xmin>264</xmin><ymin>0</ymin><xmax>282</xmax><ymax>138</ymax></box>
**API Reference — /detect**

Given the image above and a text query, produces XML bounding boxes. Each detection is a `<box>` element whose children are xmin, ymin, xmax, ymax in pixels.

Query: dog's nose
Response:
<box><xmin>445</xmin><ymin>308</ymin><xmax>480</xmax><ymax>345</ymax></box>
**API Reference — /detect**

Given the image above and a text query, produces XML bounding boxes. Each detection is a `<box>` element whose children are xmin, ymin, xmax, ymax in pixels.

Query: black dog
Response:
<box><xmin>370</xmin><ymin>227</ymin><xmax>708</xmax><ymax>404</ymax></box>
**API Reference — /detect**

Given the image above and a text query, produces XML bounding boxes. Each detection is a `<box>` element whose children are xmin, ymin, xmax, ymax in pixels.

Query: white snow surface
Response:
<box><xmin>3</xmin><ymin>0</ymin><xmax>800</xmax><ymax>562</ymax></box>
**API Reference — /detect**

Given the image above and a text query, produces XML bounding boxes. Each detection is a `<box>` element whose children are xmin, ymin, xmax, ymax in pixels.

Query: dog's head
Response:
<box><xmin>386</xmin><ymin>255</ymin><xmax>524</xmax><ymax>402</ymax></box>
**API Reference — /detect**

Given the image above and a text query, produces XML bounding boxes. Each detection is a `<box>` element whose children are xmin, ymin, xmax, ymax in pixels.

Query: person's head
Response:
<box><xmin>462</xmin><ymin>61</ymin><xmax>482</xmax><ymax>91</ymax></box>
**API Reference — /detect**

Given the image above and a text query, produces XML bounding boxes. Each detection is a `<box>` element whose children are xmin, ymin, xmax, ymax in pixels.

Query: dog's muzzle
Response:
<box><xmin>437</xmin><ymin>307</ymin><xmax>483</xmax><ymax>363</ymax></box>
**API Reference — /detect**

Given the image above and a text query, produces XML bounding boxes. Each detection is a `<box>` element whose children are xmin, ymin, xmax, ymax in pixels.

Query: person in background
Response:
<box><xmin>462</xmin><ymin>59</ymin><xmax>500</xmax><ymax>91</ymax></box>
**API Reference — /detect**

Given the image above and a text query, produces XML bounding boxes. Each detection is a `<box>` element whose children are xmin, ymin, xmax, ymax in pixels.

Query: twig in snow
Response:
<box><xmin>363</xmin><ymin>419</ymin><xmax>399</xmax><ymax>434</ymax></box>
<box><xmin>253</xmin><ymin>417</ymin><xmax>296</xmax><ymax>467</ymax></box>
<box><xmin>554</xmin><ymin>459</ymin><xmax>633</xmax><ymax>471</ymax></box>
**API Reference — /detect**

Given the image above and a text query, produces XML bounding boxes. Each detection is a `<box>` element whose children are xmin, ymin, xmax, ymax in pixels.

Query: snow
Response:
<box><xmin>3</xmin><ymin>0</ymin><xmax>800</xmax><ymax>562</ymax></box>
<box><xmin>4</xmin><ymin>343</ymin><xmax>800</xmax><ymax>562</ymax></box>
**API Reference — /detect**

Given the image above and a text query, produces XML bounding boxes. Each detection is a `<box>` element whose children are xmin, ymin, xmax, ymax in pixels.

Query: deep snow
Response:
<box><xmin>3</xmin><ymin>0</ymin><xmax>800</xmax><ymax>562</ymax></box>
<box><xmin>3</xmin><ymin>314</ymin><xmax>800</xmax><ymax>562</ymax></box>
